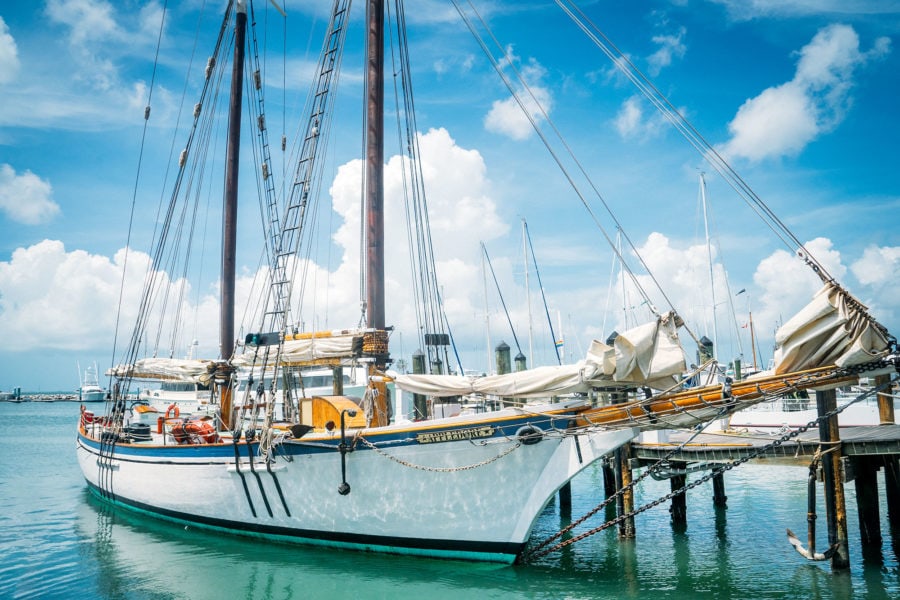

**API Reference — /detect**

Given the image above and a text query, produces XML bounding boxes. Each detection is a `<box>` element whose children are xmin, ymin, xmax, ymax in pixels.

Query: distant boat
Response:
<box><xmin>1</xmin><ymin>388</ymin><xmax>22</xmax><ymax>402</ymax></box>
<box><xmin>77</xmin><ymin>362</ymin><xmax>106</xmax><ymax>403</ymax></box>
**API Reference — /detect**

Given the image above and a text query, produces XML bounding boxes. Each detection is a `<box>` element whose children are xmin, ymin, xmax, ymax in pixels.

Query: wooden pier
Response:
<box><xmin>623</xmin><ymin>406</ymin><xmax>900</xmax><ymax>572</ymax></box>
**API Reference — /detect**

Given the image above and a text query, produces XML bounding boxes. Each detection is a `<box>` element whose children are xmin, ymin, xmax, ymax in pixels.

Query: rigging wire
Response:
<box><xmin>524</xmin><ymin>221</ymin><xmax>562</xmax><ymax>365</ymax></box>
<box><xmin>387</xmin><ymin>0</ymin><xmax>455</xmax><ymax>373</ymax></box>
<box><xmin>450</xmin><ymin>0</ymin><xmax>701</xmax><ymax>348</ymax></box>
<box><xmin>481</xmin><ymin>242</ymin><xmax>524</xmax><ymax>357</ymax></box>
<box><xmin>554</xmin><ymin>0</ymin><xmax>834</xmax><ymax>283</ymax></box>
<box><xmin>119</xmin><ymin>3</ymin><xmax>234</xmax><ymax>394</ymax></box>
<box><xmin>109</xmin><ymin>0</ymin><xmax>170</xmax><ymax>385</ymax></box>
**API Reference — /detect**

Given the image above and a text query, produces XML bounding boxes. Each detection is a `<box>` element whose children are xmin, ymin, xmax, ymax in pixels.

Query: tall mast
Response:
<box><xmin>365</xmin><ymin>0</ymin><xmax>385</xmax><ymax>330</ymax></box>
<box><xmin>700</xmin><ymin>173</ymin><xmax>718</xmax><ymax>362</ymax></box>
<box><xmin>523</xmin><ymin>219</ymin><xmax>534</xmax><ymax>365</ymax></box>
<box><xmin>220</xmin><ymin>1</ymin><xmax>247</xmax><ymax>359</ymax></box>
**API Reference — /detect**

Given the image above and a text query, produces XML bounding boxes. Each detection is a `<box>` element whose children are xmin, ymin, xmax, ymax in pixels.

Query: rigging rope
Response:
<box><xmin>450</xmin><ymin>0</ymin><xmax>703</xmax><ymax>348</ymax></box>
<box><xmin>109</xmin><ymin>0</ymin><xmax>170</xmax><ymax>388</ymax></box>
<box><xmin>481</xmin><ymin>242</ymin><xmax>524</xmax><ymax>356</ymax></box>
<box><xmin>524</xmin><ymin>221</ymin><xmax>562</xmax><ymax>365</ymax></box>
<box><xmin>553</xmin><ymin>0</ymin><xmax>834</xmax><ymax>284</ymax></box>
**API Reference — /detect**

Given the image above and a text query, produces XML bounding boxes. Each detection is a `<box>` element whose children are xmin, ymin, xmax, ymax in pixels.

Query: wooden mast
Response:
<box><xmin>219</xmin><ymin>0</ymin><xmax>247</xmax><ymax>429</ymax></box>
<box><xmin>364</xmin><ymin>0</ymin><xmax>390</xmax><ymax>426</ymax></box>
<box><xmin>365</xmin><ymin>0</ymin><xmax>385</xmax><ymax>331</ymax></box>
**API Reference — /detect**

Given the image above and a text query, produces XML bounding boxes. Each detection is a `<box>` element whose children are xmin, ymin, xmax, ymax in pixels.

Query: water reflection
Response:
<box><xmin>56</xmin><ymin>448</ymin><xmax>900</xmax><ymax>599</ymax></box>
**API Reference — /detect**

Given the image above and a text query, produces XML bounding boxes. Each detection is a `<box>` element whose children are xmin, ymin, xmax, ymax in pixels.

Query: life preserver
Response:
<box><xmin>516</xmin><ymin>425</ymin><xmax>543</xmax><ymax>445</ymax></box>
<box><xmin>172</xmin><ymin>419</ymin><xmax>218</xmax><ymax>444</ymax></box>
<box><xmin>165</xmin><ymin>404</ymin><xmax>180</xmax><ymax>419</ymax></box>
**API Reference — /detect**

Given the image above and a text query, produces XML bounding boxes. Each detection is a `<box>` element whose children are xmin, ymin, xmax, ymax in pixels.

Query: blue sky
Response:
<box><xmin>1</xmin><ymin>0</ymin><xmax>898</xmax><ymax>391</ymax></box>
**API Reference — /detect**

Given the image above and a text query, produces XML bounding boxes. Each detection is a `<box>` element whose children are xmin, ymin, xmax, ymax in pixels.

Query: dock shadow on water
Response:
<box><xmin>1</xmin><ymin>401</ymin><xmax>898</xmax><ymax>599</ymax></box>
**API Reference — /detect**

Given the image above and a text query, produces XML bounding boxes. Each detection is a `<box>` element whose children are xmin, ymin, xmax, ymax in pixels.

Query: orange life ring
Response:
<box><xmin>165</xmin><ymin>404</ymin><xmax>180</xmax><ymax>419</ymax></box>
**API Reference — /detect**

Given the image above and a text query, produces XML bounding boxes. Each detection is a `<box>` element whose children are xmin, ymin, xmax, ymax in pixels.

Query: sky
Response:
<box><xmin>1</xmin><ymin>0</ymin><xmax>898</xmax><ymax>392</ymax></box>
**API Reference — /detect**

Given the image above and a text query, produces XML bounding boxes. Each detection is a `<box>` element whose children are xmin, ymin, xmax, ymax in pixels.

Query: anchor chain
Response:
<box><xmin>520</xmin><ymin>368</ymin><xmax>897</xmax><ymax>563</ymax></box>
<box><xmin>523</xmin><ymin>406</ymin><xmax>732</xmax><ymax>560</ymax></box>
<box><xmin>355</xmin><ymin>434</ymin><xmax>522</xmax><ymax>472</ymax></box>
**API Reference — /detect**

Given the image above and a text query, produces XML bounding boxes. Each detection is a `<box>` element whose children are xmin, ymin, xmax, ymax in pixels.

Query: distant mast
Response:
<box><xmin>365</xmin><ymin>0</ymin><xmax>385</xmax><ymax>331</ymax></box>
<box><xmin>220</xmin><ymin>1</ymin><xmax>247</xmax><ymax>359</ymax></box>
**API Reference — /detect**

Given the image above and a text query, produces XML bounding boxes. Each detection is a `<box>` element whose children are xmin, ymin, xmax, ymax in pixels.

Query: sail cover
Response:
<box><xmin>773</xmin><ymin>282</ymin><xmax>890</xmax><ymax>374</ymax></box>
<box><xmin>107</xmin><ymin>357</ymin><xmax>214</xmax><ymax>382</ymax></box>
<box><xmin>393</xmin><ymin>313</ymin><xmax>687</xmax><ymax>398</ymax></box>
<box><xmin>231</xmin><ymin>329</ymin><xmax>362</xmax><ymax>367</ymax></box>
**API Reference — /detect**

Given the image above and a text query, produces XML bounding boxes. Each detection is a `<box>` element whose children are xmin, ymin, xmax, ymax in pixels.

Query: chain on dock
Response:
<box><xmin>519</xmin><ymin>365</ymin><xmax>897</xmax><ymax>563</ymax></box>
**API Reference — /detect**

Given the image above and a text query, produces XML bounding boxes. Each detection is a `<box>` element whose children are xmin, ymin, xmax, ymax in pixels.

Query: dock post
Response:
<box><xmin>669</xmin><ymin>463</ymin><xmax>688</xmax><ymax>530</ymax></box>
<box><xmin>885</xmin><ymin>456</ymin><xmax>900</xmax><ymax>534</ymax></box>
<box><xmin>611</xmin><ymin>390</ymin><xmax>635</xmax><ymax>538</ymax></box>
<box><xmin>559</xmin><ymin>482</ymin><xmax>572</xmax><ymax>518</ymax></box>
<box><xmin>816</xmin><ymin>388</ymin><xmax>850</xmax><ymax>570</ymax></box>
<box><xmin>602</xmin><ymin>459</ymin><xmax>616</xmax><ymax>499</ymax></box>
<box><xmin>712</xmin><ymin>471</ymin><xmax>727</xmax><ymax>508</ymax></box>
<box><xmin>614</xmin><ymin>444</ymin><xmax>635</xmax><ymax>538</ymax></box>
<box><xmin>853</xmin><ymin>457</ymin><xmax>882</xmax><ymax>546</ymax></box>
<box><xmin>875</xmin><ymin>374</ymin><xmax>895</xmax><ymax>425</ymax></box>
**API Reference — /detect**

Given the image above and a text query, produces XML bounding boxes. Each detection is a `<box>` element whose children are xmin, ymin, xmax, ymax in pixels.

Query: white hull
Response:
<box><xmin>79</xmin><ymin>387</ymin><xmax>105</xmax><ymax>403</ymax></box>
<box><xmin>77</xmin><ymin>405</ymin><xmax>637</xmax><ymax>562</ymax></box>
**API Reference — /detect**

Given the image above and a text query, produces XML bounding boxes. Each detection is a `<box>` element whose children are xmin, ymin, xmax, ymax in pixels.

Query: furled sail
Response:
<box><xmin>773</xmin><ymin>282</ymin><xmax>891</xmax><ymax>374</ymax></box>
<box><xmin>231</xmin><ymin>329</ymin><xmax>365</xmax><ymax>367</ymax></box>
<box><xmin>106</xmin><ymin>357</ymin><xmax>215</xmax><ymax>382</ymax></box>
<box><xmin>392</xmin><ymin>313</ymin><xmax>687</xmax><ymax>398</ymax></box>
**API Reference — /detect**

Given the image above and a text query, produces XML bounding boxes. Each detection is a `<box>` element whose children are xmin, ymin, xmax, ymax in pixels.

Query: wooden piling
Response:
<box><xmin>816</xmin><ymin>388</ymin><xmax>850</xmax><ymax>570</ymax></box>
<box><xmin>612</xmin><ymin>445</ymin><xmax>635</xmax><ymax>538</ymax></box>
<box><xmin>885</xmin><ymin>456</ymin><xmax>900</xmax><ymax>534</ymax></box>
<box><xmin>853</xmin><ymin>457</ymin><xmax>882</xmax><ymax>546</ymax></box>
<box><xmin>712</xmin><ymin>471</ymin><xmax>727</xmax><ymax>508</ymax></box>
<box><xmin>669</xmin><ymin>463</ymin><xmax>687</xmax><ymax>529</ymax></box>
<box><xmin>558</xmin><ymin>482</ymin><xmax>572</xmax><ymax>518</ymax></box>
<box><xmin>876</xmin><ymin>374</ymin><xmax>895</xmax><ymax>425</ymax></box>
<box><xmin>612</xmin><ymin>391</ymin><xmax>635</xmax><ymax>538</ymax></box>
<box><xmin>602</xmin><ymin>460</ymin><xmax>616</xmax><ymax>499</ymax></box>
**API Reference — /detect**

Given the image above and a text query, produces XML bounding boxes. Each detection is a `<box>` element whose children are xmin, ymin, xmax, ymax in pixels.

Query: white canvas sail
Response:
<box><xmin>231</xmin><ymin>329</ymin><xmax>364</xmax><ymax>367</ymax></box>
<box><xmin>393</xmin><ymin>313</ymin><xmax>687</xmax><ymax>398</ymax></box>
<box><xmin>107</xmin><ymin>357</ymin><xmax>214</xmax><ymax>382</ymax></box>
<box><xmin>773</xmin><ymin>282</ymin><xmax>890</xmax><ymax>374</ymax></box>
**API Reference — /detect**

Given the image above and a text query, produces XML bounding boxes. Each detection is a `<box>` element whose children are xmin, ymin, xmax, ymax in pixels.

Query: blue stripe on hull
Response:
<box><xmin>84</xmin><ymin>481</ymin><xmax>520</xmax><ymax>563</ymax></box>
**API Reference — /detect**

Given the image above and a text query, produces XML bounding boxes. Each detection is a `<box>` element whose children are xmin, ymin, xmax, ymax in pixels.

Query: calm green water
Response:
<box><xmin>1</xmin><ymin>401</ymin><xmax>897</xmax><ymax>599</ymax></box>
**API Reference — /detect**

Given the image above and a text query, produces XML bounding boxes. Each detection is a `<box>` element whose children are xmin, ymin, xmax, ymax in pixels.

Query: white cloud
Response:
<box><xmin>0</xmin><ymin>241</ymin><xmax>140</xmax><ymax>351</ymax></box>
<box><xmin>45</xmin><ymin>0</ymin><xmax>119</xmax><ymax>46</ymax></box>
<box><xmin>751</xmin><ymin>237</ymin><xmax>847</xmax><ymax>338</ymax></box>
<box><xmin>849</xmin><ymin>245</ymin><xmax>900</xmax><ymax>330</ymax></box>
<box><xmin>613</xmin><ymin>96</ymin><xmax>672</xmax><ymax>140</ymax></box>
<box><xmin>719</xmin><ymin>24</ymin><xmax>891</xmax><ymax>161</ymax></box>
<box><xmin>484</xmin><ymin>52</ymin><xmax>553</xmax><ymax>141</ymax></box>
<box><xmin>0</xmin><ymin>128</ymin><xmax>511</xmax><ymax>360</ymax></box>
<box><xmin>0</xmin><ymin>16</ymin><xmax>20</xmax><ymax>84</ymax></box>
<box><xmin>0</xmin><ymin>164</ymin><xmax>61</xmax><ymax>225</ymax></box>
<box><xmin>851</xmin><ymin>245</ymin><xmax>900</xmax><ymax>287</ymax></box>
<box><xmin>329</xmin><ymin>127</ymin><xmax>508</xmax><ymax>338</ymax></box>
<box><xmin>648</xmin><ymin>26</ymin><xmax>687</xmax><ymax>76</ymax></box>
<box><xmin>710</xmin><ymin>0</ymin><xmax>900</xmax><ymax>20</ymax></box>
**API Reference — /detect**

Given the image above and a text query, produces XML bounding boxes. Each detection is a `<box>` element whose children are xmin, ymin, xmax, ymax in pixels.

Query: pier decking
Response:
<box><xmin>633</xmin><ymin>424</ymin><xmax>900</xmax><ymax>464</ymax></box>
